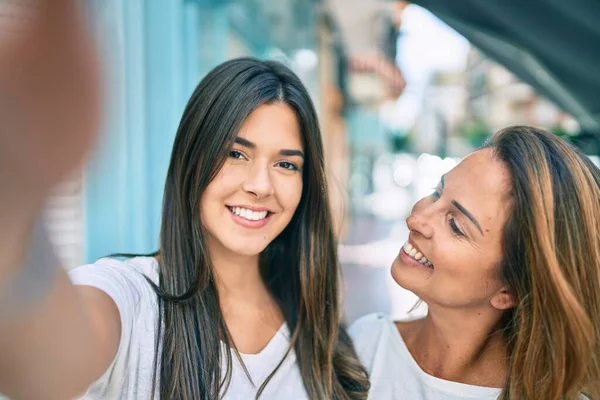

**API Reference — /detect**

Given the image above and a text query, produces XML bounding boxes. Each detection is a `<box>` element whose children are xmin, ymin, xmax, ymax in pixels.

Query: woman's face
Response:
<box><xmin>201</xmin><ymin>102</ymin><xmax>304</xmax><ymax>259</ymax></box>
<box><xmin>391</xmin><ymin>149</ymin><xmax>516</xmax><ymax>311</ymax></box>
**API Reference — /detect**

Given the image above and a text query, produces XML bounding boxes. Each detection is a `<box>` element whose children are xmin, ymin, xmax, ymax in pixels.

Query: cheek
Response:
<box><xmin>199</xmin><ymin>171</ymin><xmax>238</xmax><ymax>218</ymax></box>
<box><xmin>434</xmin><ymin>243</ymin><xmax>505</xmax><ymax>297</ymax></box>
<box><xmin>204</xmin><ymin>168</ymin><xmax>244</xmax><ymax>199</ymax></box>
<box><xmin>199</xmin><ymin>192</ymin><xmax>216</xmax><ymax>228</ymax></box>
<box><xmin>199</xmin><ymin>183</ymin><xmax>220</xmax><ymax>215</ymax></box>
<box><xmin>277</xmin><ymin>176</ymin><xmax>303</xmax><ymax>210</ymax></box>
<box><xmin>216</xmin><ymin>166</ymin><xmax>245</xmax><ymax>188</ymax></box>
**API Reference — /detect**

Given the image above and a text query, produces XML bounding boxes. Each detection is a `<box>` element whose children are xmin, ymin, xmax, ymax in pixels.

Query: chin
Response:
<box><xmin>231</xmin><ymin>246</ymin><xmax>267</xmax><ymax>257</ymax></box>
<box><xmin>391</xmin><ymin>260</ymin><xmax>410</xmax><ymax>289</ymax></box>
<box><xmin>390</xmin><ymin>256</ymin><xmax>430</xmax><ymax>294</ymax></box>
<box><xmin>222</xmin><ymin>238</ymin><xmax>270</xmax><ymax>257</ymax></box>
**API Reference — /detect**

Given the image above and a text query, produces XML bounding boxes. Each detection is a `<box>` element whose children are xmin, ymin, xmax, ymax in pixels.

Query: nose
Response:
<box><xmin>406</xmin><ymin>199</ymin><xmax>436</xmax><ymax>239</ymax></box>
<box><xmin>242</xmin><ymin>163</ymin><xmax>274</xmax><ymax>199</ymax></box>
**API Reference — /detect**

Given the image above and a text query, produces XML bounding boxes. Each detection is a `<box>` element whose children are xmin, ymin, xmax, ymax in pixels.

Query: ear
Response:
<box><xmin>490</xmin><ymin>287</ymin><xmax>516</xmax><ymax>310</ymax></box>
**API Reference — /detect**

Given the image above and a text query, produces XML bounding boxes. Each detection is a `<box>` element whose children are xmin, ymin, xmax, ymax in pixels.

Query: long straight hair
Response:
<box><xmin>147</xmin><ymin>58</ymin><xmax>368</xmax><ymax>399</ymax></box>
<box><xmin>484</xmin><ymin>126</ymin><xmax>600</xmax><ymax>400</ymax></box>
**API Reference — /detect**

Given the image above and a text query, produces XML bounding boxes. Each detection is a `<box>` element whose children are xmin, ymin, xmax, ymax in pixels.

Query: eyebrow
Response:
<box><xmin>234</xmin><ymin>137</ymin><xmax>304</xmax><ymax>158</ymax></box>
<box><xmin>452</xmin><ymin>200</ymin><xmax>483</xmax><ymax>235</ymax></box>
<box><xmin>234</xmin><ymin>137</ymin><xmax>255</xmax><ymax>148</ymax></box>
<box><xmin>441</xmin><ymin>175</ymin><xmax>483</xmax><ymax>235</ymax></box>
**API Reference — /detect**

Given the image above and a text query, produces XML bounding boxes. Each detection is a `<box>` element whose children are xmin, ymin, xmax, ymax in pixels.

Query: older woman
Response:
<box><xmin>351</xmin><ymin>126</ymin><xmax>600</xmax><ymax>400</ymax></box>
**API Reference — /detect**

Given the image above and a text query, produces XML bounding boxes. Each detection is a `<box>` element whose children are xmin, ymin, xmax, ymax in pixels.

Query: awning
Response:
<box><xmin>410</xmin><ymin>0</ymin><xmax>600</xmax><ymax>135</ymax></box>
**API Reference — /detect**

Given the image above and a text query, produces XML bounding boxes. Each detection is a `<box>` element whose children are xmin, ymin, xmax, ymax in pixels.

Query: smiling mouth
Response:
<box><xmin>402</xmin><ymin>241</ymin><xmax>434</xmax><ymax>269</ymax></box>
<box><xmin>227</xmin><ymin>206</ymin><xmax>271</xmax><ymax>221</ymax></box>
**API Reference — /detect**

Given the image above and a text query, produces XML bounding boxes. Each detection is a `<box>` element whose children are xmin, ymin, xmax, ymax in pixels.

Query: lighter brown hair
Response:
<box><xmin>485</xmin><ymin>126</ymin><xmax>600</xmax><ymax>400</ymax></box>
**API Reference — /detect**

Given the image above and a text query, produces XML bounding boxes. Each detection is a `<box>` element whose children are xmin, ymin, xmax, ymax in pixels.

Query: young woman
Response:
<box><xmin>350</xmin><ymin>126</ymin><xmax>600</xmax><ymax>400</ymax></box>
<box><xmin>0</xmin><ymin>57</ymin><xmax>369</xmax><ymax>399</ymax></box>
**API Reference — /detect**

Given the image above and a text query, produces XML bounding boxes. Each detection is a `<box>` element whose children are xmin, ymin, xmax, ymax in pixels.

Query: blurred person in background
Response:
<box><xmin>0</xmin><ymin>3</ymin><xmax>368</xmax><ymax>400</ymax></box>
<box><xmin>350</xmin><ymin>126</ymin><xmax>600</xmax><ymax>400</ymax></box>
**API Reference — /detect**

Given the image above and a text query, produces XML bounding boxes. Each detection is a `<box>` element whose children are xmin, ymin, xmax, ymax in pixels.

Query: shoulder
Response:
<box><xmin>348</xmin><ymin>313</ymin><xmax>398</xmax><ymax>371</ymax></box>
<box><xmin>349</xmin><ymin>312</ymin><xmax>393</xmax><ymax>342</ymax></box>
<box><xmin>68</xmin><ymin>256</ymin><xmax>159</xmax><ymax>312</ymax></box>
<box><xmin>69</xmin><ymin>256</ymin><xmax>159</xmax><ymax>285</ymax></box>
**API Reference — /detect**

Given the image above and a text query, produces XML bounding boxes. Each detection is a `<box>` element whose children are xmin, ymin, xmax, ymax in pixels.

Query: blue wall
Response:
<box><xmin>84</xmin><ymin>0</ymin><xmax>315</xmax><ymax>262</ymax></box>
<box><xmin>84</xmin><ymin>1</ymin><xmax>223</xmax><ymax>261</ymax></box>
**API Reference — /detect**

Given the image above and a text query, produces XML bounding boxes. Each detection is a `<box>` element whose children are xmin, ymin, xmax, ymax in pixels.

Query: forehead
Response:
<box><xmin>446</xmin><ymin>149</ymin><xmax>512</xmax><ymax>234</ymax></box>
<box><xmin>238</xmin><ymin>103</ymin><xmax>303</xmax><ymax>149</ymax></box>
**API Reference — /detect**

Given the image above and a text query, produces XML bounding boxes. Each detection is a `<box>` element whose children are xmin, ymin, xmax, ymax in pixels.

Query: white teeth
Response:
<box><xmin>229</xmin><ymin>207</ymin><xmax>268</xmax><ymax>221</ymax></box>
<box><xmin>403</xmin><ymin>241</ymin><xmax>434</xmax><ymax>269</ymax></box>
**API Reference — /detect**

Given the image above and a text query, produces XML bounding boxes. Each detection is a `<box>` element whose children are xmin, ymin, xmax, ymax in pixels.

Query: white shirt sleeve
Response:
<box><xmin>349</xmin><ymin>313</ymin><xmax>389</xmax><ymax>372</ymax></box>
<box><xmin>69</xmin><ymin>258</ymin><xmax>150</xmax><ymax>342</ymax></box>
<box><xmin>68</xmin><ymin>257</ymin><xmax>160</xmax><ymax>399</ymax></box>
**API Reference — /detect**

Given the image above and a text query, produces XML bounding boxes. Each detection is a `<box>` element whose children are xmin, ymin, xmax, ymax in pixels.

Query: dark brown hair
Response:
<box><xmin>150</xmin><ymin>58</ymin><xmax>369</xmax><ymax>399</ymax></box>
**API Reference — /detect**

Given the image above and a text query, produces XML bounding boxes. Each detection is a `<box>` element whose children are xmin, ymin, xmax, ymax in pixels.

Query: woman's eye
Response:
<box><xmin>431</xmin><ymin>189</ymin><xmax>441</xmax><ymax>199</ymax></box>
<box><xmin>229</xmin><ymin>150</ymin><xmax>245</xmax><ymax>160</ymax></box>
<box><xmin>278</xmin><ymin>161</ymin><xmax>299</xmax><ymax>171</ymax></box>
<box><xmin>449</xmin><ymin>218</ymin><xmax>464</xmax><ymax>237</ymax></box>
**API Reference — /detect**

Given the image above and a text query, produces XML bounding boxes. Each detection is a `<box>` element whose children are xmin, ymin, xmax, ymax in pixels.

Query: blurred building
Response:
<box><xmin>411</xmin><ymin>69</ymin><xmax>467</xmax><ymax>157</ymax></box>
<box><xmin>463</xmin><ymin>48</ymin><xmax>573</xmax><ymax>142</ymax></box>
<box><xmin>325</xmin><ymin>0</ymin><xmax>405</xmax><ymax>222</ymax></box>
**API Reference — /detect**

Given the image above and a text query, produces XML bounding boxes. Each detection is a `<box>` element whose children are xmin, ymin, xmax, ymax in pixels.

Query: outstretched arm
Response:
<box><xmin>0</xmin><ymin>2</ymin><xmax>121</xmax><ymax>399</ymax></box>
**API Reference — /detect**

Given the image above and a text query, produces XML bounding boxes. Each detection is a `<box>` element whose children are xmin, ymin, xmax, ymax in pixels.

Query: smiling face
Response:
<box><xmin>391</xmin><ymin>149</ymin><xmax>516</xmax><ymax>311</ymax></box>
<box><xmin>200</xmin><ymin>102</ymin><xmax>304</xmax><ymax>260</ymax></box>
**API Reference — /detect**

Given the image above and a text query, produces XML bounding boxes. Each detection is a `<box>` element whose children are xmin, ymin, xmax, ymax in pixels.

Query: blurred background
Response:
<box><xmin>45</xmin><ymin>0</ymin><xmax>600</xmax><ymax>324</ymax></box>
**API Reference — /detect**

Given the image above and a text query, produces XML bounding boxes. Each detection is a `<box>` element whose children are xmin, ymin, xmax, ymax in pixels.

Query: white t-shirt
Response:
<box><xmin>349</xmin><ymin>313</ymin><xmax>502</xmax><ymax>400</ymax></box>
<box><xmin>69</xmin><ymin>257</ymin><xmax>309</xmax><ymax>400</ymax></box>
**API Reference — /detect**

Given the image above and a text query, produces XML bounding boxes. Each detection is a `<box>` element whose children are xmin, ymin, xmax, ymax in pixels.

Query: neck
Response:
<box><xmin>210</xmin><ymin>249</ymin><xmax>265</xmax><ymax>301</ymax></box>
<box><xmin>405</xmin><ymin>305</ymin><xmax>507</xmax><ymax>386</ymax></box>
<box><xmin>209</xmin><ymin>245</ymin><xmax>283</xmax><ymax>335</ymax></box>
